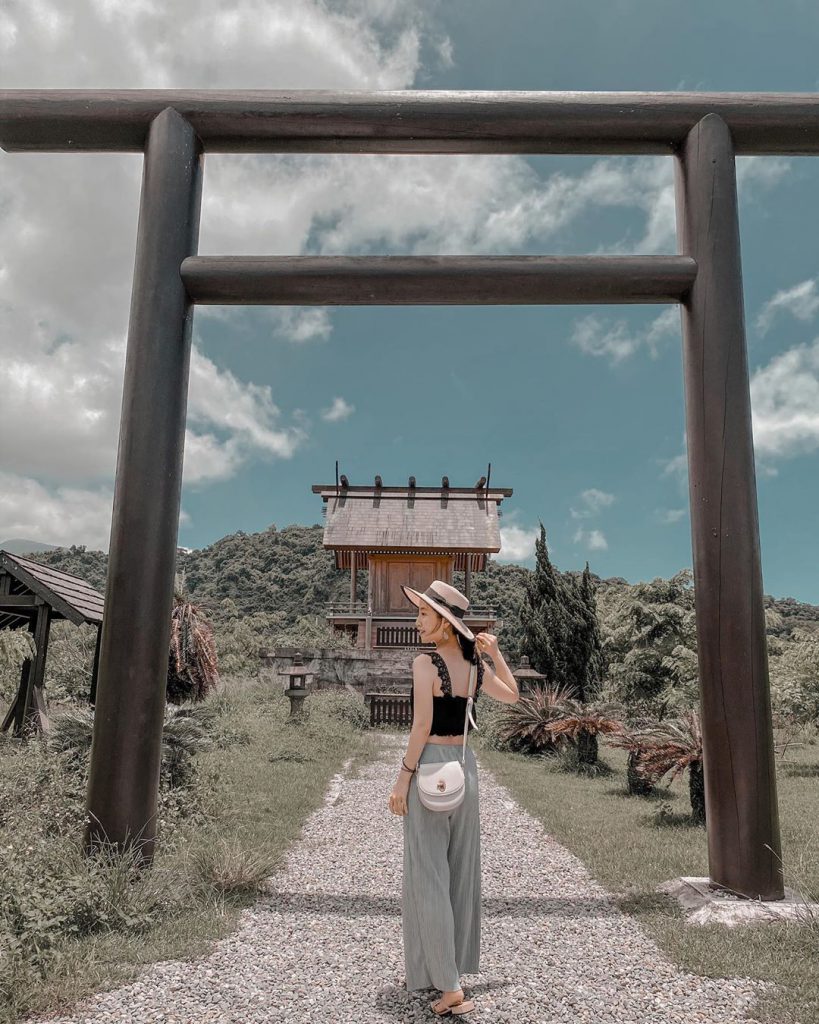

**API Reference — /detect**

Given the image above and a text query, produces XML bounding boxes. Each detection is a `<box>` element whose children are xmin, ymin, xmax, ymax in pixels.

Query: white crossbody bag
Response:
<box><xmin>416</xmin><ymin>660</ymin><xmax>478</xmax><ymax>812</ymax></box>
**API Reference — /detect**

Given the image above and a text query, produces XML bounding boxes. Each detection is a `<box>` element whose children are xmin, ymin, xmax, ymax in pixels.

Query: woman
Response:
<box><xmin>388</xmin><ymin>580</ymin><xmax>521</xmax><ymax>1017</ymax></box>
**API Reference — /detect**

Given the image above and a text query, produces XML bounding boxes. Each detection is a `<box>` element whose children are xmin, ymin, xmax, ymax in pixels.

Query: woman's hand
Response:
<box><xmin>475</xmin><ymin>631</ymin><xmax>500</xmax><ymax>660</ymax></box>
<box><xmin>388</xmin><ymin>775</ymin><xmax>411</xmax><ymax>816</ymax></box>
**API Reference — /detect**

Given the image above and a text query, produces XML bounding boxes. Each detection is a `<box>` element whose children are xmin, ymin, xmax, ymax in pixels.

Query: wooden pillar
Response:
<box><xmin>350</xmin><ymin>550</ymin><xmax>357</xmax><ymax>607</ymax></box>
<box><xmin>675</xmin><ymin>113</ymin><xmax>783</xmax><ymax>900</ymax></box>
<box><xmin>88</xmin><ymin>623</ymin><xmax>102</xmax><ymax>706</ymax></box>
<box><xmin>365</xmin><ymin>560</ymin><xmax>373</xmax><ymax>652</ymax></box>
<box><xmin>465</xmin><ymin>562</ymin><xmax>472</xmax><ymax>601</ymax></box>
<box><xmin>2</xmin><ymin>601</ymin><xmax>51</xmax><ymax>736</ymax></box>
<box><xmin>84</xmin><ymin>108</ymin><xmax>203</xmax><ymax>867</ymax></box>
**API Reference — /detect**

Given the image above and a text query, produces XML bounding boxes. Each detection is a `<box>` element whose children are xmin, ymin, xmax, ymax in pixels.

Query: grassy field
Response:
<box><xmin>0</xmin><ymin>679</ymin><xmax>382</xmax><ymax>1024</ymax></box>
<box><xmin>4</xmin><ymin>678</ymin><xmax>816</xmax><ymax>1024</ymax></box>
<box><xmin>468</xmin><ymin>722</ymin><xmax>819</xmax><ymax>1024</ymax></box>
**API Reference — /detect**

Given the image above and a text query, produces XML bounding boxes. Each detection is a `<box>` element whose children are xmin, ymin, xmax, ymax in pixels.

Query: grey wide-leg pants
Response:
<box><xmin>402</xmin><ymin>743</ymin><xmax>481</xmax><ymax>992</ymax></box>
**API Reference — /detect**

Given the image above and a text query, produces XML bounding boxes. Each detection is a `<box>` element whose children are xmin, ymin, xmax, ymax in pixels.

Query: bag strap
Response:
<box><xmin>460</xmin><ymin>659</ymin><xmax>479</xmax><ymax>764</ymax></box>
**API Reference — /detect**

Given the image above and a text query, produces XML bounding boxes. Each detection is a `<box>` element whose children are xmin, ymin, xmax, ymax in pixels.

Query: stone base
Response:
<box><xmin>657</xmin><ymin>876</ymin><xmax>819</xmax><ymax>927</ymax></box>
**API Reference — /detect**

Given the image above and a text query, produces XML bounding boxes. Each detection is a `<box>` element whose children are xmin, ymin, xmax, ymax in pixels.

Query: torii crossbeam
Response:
<box><xmin>0</xmin><ymin>90</ymin><xmax>799</xmax><ymax>899</ymax></box>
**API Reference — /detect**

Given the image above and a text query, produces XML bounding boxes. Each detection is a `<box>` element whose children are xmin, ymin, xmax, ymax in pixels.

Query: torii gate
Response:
<box><xmin>1</xmin><ymin>90</ymin><xmax>806</xmax><ymax>900</ymax></box>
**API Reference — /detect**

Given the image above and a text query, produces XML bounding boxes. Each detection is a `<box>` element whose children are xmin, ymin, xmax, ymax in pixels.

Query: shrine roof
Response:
<box><xmin>312</xmin><ymin>484</ymin><xmax>512</xmax><ymax>552</ymax></box>
<box><xmin>0</xmin><ymin>551</ymin><xmax>104</xmax><ymax>630</ymax></box>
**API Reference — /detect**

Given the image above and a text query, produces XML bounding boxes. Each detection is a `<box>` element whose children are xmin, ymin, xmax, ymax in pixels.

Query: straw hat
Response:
<box><xmin>401</xmin><ymin>579</ymin><xmax>475</xmax><ymax>641</ymax></box>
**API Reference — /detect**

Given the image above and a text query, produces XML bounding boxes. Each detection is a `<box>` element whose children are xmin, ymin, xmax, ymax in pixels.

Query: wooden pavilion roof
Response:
<box><xmin>0</xmin><ymin>551</ymin><xmax>104</xmax><ymax>631</ymax></box>
<box><xmin>312</xmin><ymin>481</ymin><xmax>513</xmax><ymax>568</ymax></box>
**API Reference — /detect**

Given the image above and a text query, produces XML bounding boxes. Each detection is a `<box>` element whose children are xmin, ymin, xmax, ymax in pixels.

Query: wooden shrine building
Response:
<box><xmin>312</xmin><ymin>475</ymin><xmax>512</xmax><ymax>650</ymax></box>
<box><xmin>0</xmin><ymin>551</ymin><xmax>104</xmax><ymax>736</ymax></box>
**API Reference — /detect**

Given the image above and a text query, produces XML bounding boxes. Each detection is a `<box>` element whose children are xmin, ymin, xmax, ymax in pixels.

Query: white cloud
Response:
<box><xmin>572</xmin><ymin>527</ymin><xmax>608</xmax><ymax>551</ymax></box>
<box><xmin>569</xmin><ymin>488</ymin><xmax>616</xmax><ymax>519</ymax></box>
<box><xmin>658</xmin><ymin>449</ymin><xmax>688</xmax><ymax>484</ymax></box>
<box><xmin>321</xmin><ymin>397</ymin><xmax>355</xmax><ymax>422</ymax></box>
<box><xmin>599</xmin><ymin>154</ymin><xmax>790</xmax><ymax>255</ymax></box>
<box><xmin>750</xmin><ymin>337</ymin><xmax>819</xmax><ymax>461</ymax></box>
<box><xmin>566</xmin><ymin>156</ymin><xmax>789</xmax><ymax>365</ymax></box>
<box><xmin>0</xmin><ymin>472</ymin><xmax>114</xmax><ymax>549</ymax></box>
<box><xmin>568</xmin><ymin>490</ymin><xmax>612</xmax><ymax>552</ymax></box>
<box><xmin>657</xmin><ymin>334</ymin><xmax>819</xmax><ymax>487</ymax></box>
<box><xmin>756</xmin><ymin>278</ymin><xmax>819</xmax><ymax>334</ymax></box>
<box><xmin>656</xmin><ymin>506</ymin><xmax>687</xmax><ymax>525</ymax></box>
<box><xmin>187</xmin><ymin>349</ymin><xmax>307</xmax><ymax>463</ymax></box>
<box><xmin>0</xmin><ymin>469</ymin><xmax>191</xmax><ymax>550</ymax></box>
<box><xmin>0</xmin><ymin>0</ymin><xmax>424</xmax><ymax>90</ymax></box>
<box><xmin>0</xmin><ymin>0</ymin><xmax>436</xmax><ymax>536</ymax></box>
<box><xmin>570</xmin><ymin>306</ymin><xmax>679</xmax><ymax>363</ymax></box>
<box><xmin>1</xmin><ymin>0</ymin><xmax>795</xmax><ymax>545</ymax></box>
<box><xmin>497</xmin><ymin>511</ymin><xmax>539</xmax><ymax>564</ymax></box>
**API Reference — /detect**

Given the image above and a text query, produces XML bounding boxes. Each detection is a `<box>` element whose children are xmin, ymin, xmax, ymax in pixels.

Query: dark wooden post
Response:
<box><xmin>675</xmin><ymin>113</ymin><xmax>783</xmax><ymax>900</ymax></box>
<box><xmin>350</xmin><ymin>550</ymin><xmax>357</xmax><ymax>607</ymax></box>
<box><xmin>88</xmin><ymin>623</ymin><xmax>102</xmax><ymax>706</ymax></box>
<box><xmin>84</xmin><ymin>108</ymin><xmax>203</xmax><ymax>866</ymax></box>
<box><xmin>365</xmin><ymin>566</ymin><xmax>373</xmax><ymax>652</ymax></box>
<box><xmin>2</xmin><ymin>601</ymin><xmax>51</xmax><ymax>736</ymax></box>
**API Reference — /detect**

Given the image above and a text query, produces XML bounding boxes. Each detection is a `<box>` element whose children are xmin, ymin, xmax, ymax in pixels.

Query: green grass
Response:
<box><xmin>468</xmin><ymin>724</ymin><xmax>819</xmax><ymax>1024</ymax></box>
<box><xmin>0</xmin><ymin>679</ymin><xmax>381</xmax><ymax>1024</ymax></box>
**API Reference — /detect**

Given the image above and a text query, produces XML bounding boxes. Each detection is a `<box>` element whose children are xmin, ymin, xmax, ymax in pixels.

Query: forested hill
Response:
<box><xmin>13</xmin><ymin>524</ymin><xmax>819</xmax><ymax>642</ymax></box>
<box><xmin>19</xmin><ymin>525</ymin><xmax>537</xmax><ymax>655</ymax></box>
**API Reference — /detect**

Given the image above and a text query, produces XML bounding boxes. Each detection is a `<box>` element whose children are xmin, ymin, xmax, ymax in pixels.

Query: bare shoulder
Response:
<box><xmin>412</xmin><ymin>652</ymin><xmax>434</xmax><ymax>674</ymax></box>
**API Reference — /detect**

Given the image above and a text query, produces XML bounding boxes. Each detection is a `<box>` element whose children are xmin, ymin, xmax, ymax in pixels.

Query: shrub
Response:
<box><xmin>484</xmin><ymin>683</ymin><xmax>579</xmax><ymax>756</ymax></box>
<box><xmin>182</xmin><ymin>831</ymin><xmax>280</xmax><ymax>901</ymax></box>
<box><xmin>308</xmin><ymin>689</ymin><xmax>369</xmax><ymax>730</ymax></box>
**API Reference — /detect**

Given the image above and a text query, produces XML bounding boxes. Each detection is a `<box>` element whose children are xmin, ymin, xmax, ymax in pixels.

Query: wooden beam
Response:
<box><xmin>0</xmin><ymin>594</ymin><xmax>38</xmax><ymax>607</ymax></box>
<box><xmin>675</xmin><ymin>114</ymin><xmax>783</xmax><ymax>900</ymax></box>
<box><xmin>181</xmin><ymin>255</ymin><xmax>697</xmax><ymax>306</ymax></box>
<box><xmin>84</xmin><ymin>108</ymin><xmax>203</xmax><ymax>867</ymax></box>
<box><xmin>4</xmin><ymin>91</ymin><xmax>819</xmax><ymax>154</ymax></box>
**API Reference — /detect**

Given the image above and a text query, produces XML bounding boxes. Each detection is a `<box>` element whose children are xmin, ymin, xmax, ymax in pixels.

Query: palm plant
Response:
<box><xmin>493</xmin><ymin>682</ymin><xmax>579</xmax><ymax>756</ymax></box>
<box><xmin>168</xmin><ymin>584</ymin><xmax>219</xmax><ymax>704</ymax></box>
<box><xmin>604</xmin><ymin>728</ymin><xmax>656</xmax><ymax>796</ymax></box>
<box><xmin>633</xmin><ymin>708</ymin><xmax>705</xmax><ymax>822</ymax></box>
<box><xmin>547</xmin><ymin>697</ymin><xmax>626</xmax><ymax>769</ymax></box>
<box><xmin>48</xmin><ymin>703</ymin><xmax>212</xmax><ymax>789</ymax></box>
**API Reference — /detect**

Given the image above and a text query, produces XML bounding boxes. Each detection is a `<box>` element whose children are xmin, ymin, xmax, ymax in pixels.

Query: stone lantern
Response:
<box><xmin>511</xmin><ymin>655</ymin><xmax>547</xmax><ymax>696</ymax></box>
<box><xmin>284</xmin><ymin>651</ymin><xmax>311</xmax><ymax>719</ymax></box>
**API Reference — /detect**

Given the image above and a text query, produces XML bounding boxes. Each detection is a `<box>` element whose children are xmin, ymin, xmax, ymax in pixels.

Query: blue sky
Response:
<box><xmin>1</xmin><ymin>1</ymin><xmax>818</xmax><ymax>603</ymax></box>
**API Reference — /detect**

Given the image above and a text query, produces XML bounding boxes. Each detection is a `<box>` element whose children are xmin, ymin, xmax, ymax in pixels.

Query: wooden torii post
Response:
<box><xmin>1</xmin><ymin>90</ymin><xmax>805</xmax><ymax>897</ymax></box>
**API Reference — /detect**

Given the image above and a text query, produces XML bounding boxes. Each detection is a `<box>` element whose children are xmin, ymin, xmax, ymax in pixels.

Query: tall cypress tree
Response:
<box><xmin>562</xmin><ymin>562</ymin><xmax>606</xmax><ymax>702</ymax></box>
<box><xmin>561</xmin><ymin>570</ymin><xmax>589</xmax><ymax>700</ymax></box>
<box><xmin>520</xmin><ymin>522</ymin><xmax>568</xmax><ymax>685</ymax></box>
<box><xmin>521</xmin><ymin>529</ymin><xmax>605</xmax><ymax>701</ymax></box>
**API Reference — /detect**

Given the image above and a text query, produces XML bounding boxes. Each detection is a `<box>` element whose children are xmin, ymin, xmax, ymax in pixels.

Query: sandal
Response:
<box><xmin>430</xmin><ymin>995</ymin><xmax>476</xmax><ymax>1016</ymax></box>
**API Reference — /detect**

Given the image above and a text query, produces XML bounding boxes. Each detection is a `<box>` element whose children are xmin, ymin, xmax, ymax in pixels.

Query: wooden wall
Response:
<box><xmin>368</xmin><ymin>554</ymin><xmax>452</xmax><ymax>613</ymax></box>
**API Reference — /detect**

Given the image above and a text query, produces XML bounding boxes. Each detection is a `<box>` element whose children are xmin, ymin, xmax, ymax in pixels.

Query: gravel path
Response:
<box><xmin>25</xmin><ymin>734</ymin><xmax>773</xmax><ymax>1024</ymax></box>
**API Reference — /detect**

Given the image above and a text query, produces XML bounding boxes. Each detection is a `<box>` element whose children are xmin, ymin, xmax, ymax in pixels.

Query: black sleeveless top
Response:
<box><xmin>409</xmin><ymin>651</ymin><xmax>485</xmax><ymax>736</ymax></box>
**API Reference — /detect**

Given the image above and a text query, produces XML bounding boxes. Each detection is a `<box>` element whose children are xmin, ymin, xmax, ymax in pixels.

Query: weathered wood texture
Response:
<box><xmin>675</xmin><ymin>114</ymin><xmax>783</xmax><ymax>900</ymax></box>
<box><xmin>370</xmin><ymin>554</ymin><xmax>453</xmax><ymax>614</ymax></box>
<box><xmin>0</xmin><ymin>550</ymin><xmax>104</xmax><ymax>626</ymax></box>
<box><xmin>332</xmin><ymin>549</ymin><xmax>488</xmax><ymax>572</ymax></box>
<box><xmin>1</xmin><ymin>601</ymin><xmax>51</xmax><ymax>736</ymax></box>
<box><xmin>180</xmin><ymin>255</ymin><xmax>697</xmax><ymax>306</ymax></box>
<box><xmin>3</xmin><ymin>91</ymin><xmax>819</xmax><ymax>153</ymax></box>
<box><xmin>319</xmin><ymin>488</ymin><xmax>504</xmax><ymax>551</ymax></box>
<box><xmin>83</xmin><ymin>108</ymin><xmax>203</xmax><ymax>867</ymax></box>
<box><xmin>0</xmin><ymin>553</ymin><xmax>104</xmax><ymax>735</ymax></box>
